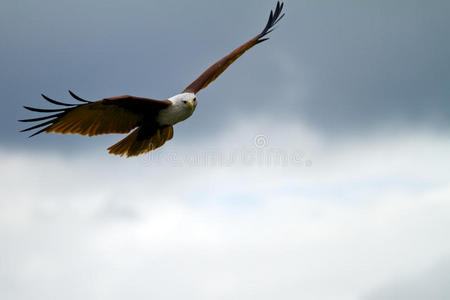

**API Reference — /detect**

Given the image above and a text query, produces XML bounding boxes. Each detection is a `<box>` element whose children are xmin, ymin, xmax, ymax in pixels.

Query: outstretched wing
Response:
<box><xmin>19</xmin><ymin>91</ymin><xmax>171</xmax><ymax>137</ymax></box>
<box><xmin>183</xmin><ymin>1</ymin><xmax>285</xmax><ymax>94</ymax></box>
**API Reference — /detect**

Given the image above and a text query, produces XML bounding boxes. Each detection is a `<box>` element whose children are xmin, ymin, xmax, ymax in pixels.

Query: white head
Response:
<box><xmin>157</xmin><ymin>93</ymin><xmax>198</xmax><ymax>126</ymax></box>
<box><xmin>169</xmin><ymin>92</ymin><xmax>198</xmax><ymax>111</ymax></box>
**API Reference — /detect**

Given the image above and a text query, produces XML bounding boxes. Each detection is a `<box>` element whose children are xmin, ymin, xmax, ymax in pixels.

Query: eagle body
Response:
<box><xmin>20</xmin><ymin>2</ymin><xmax>285</xmax><ymax>157</ymax></box>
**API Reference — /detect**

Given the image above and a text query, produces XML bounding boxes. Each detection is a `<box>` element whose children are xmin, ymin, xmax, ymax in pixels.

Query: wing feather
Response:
<box><xmin>183</xmin><ymin>1</ymin><xmax>285</xmax><ymax>94</ymax></box>
<box><xmin>20</xmin><ymin>92</ymin><xmax>171</xmax><ymax>137</ymax></box>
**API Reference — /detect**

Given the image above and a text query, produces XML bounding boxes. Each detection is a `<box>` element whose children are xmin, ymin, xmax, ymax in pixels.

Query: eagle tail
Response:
<box><xmin>107</xmin><ymin>125</ymin><xmax>174</xmax><ymax>157</ymax></box>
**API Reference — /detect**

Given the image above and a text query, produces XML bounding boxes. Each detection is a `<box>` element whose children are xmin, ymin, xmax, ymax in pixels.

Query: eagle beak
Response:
<box><xmin>187</xmin><ymin>100</ymin><xmax>195</xmax><ymax>110</ymax></box>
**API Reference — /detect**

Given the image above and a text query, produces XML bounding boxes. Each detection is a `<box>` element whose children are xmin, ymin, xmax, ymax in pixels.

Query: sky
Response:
<box><xmin>1</xmin><ymin>0</ymin><xmax>450</xmax><ymax>299</ymax></box>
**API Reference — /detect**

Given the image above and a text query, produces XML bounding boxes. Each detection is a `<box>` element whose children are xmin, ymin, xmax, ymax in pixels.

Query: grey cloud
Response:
<box><xmin>363</xmin><ymin>258</ymin><xmax>450</xmax><ymax>300</ymax></box>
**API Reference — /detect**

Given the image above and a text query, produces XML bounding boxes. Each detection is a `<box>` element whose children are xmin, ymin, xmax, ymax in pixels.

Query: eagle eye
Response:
<box><xmin>183</xmin><ymin>100</ymin><xmax>187</xmax><ymax>104</ymax></box>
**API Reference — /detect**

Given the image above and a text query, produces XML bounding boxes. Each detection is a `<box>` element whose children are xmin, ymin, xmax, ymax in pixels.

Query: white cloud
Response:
<box><xmin>1</xmin><ymin>120</ymin><xmax>450</xmax><ymax>300</ymax></box>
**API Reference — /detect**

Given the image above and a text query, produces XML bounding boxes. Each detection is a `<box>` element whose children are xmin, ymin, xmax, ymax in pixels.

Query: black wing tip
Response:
<box><xmin>20</xmin><ymin>113</ymin><xmax>56</xmax><ymax>137</ymax></box>
<box><xmin>68</xmin><ymin>90</ymin><xmax>91</xmax><ymax>103</ymax></box>
<box><xmin>27</xmin><ymin>126</ymin><xmax>50</xmax><ymax>138</ymax></box>
<box><xmin>20</xmin><ymin>91</ymin><xmax>89</xmax><ymax>137</ymax></box>
<box><xmin>18</xmin><ymin>112</ymin><xmax>63</xmax><ymax>123</ymax></box>
<box><xmin>255</xmin><ymin>37</ymin><xmax>270</xmax><ymax>45</ymax></box>
<box><xmin>20</xmin><ymin>119</ymin><xmax>56</xmax><ymax>133</ymax></box>
<box><xmin>259</xmin><ymin>1</ymin><xmax>285</xmax><ymax>40</ymax></box>
<box><xmin>41</xmin><ymin>93</ymin><xmax>76</xmax><ymax>107</ymax></box>
<box><xmin>23</xmin><ymin>105</ymin><xmax>67</xmax><ymax>113</ymax></box>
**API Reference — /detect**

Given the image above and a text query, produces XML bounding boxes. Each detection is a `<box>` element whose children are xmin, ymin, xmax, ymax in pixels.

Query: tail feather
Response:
<box><xmin>108</xmin><ymin>125</ymin><xmax>174</xmax><ymax>157</ymax></box>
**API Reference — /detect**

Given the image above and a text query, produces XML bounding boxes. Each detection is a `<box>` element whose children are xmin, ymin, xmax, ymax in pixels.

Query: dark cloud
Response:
<box><xmin>1</xmin><ymin>0</ymin><xmax>449</xmax><ymax>149</ymax></box>
<box><xmin>292</xmin><ymin>0</ymin><xmax>450</xmax><ymax>134</ymax></box>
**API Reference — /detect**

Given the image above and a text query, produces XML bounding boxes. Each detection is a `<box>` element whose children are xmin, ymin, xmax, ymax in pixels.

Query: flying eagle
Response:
<box><xmin>20</xmin><ymin>2</ymin><xmax>285</xmax><ymax>157</ymax></box>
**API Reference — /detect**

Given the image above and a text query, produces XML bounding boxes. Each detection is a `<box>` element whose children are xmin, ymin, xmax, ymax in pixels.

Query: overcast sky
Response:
<box><xmin>1</xmin><ymin>1</ymin><xmax>450</xmax><ymax>299</ymax></box>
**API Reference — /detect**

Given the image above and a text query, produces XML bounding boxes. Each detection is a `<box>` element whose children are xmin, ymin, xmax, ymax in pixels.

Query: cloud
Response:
<box><xmin>1</xmin><ymin>119</ymin><xmax>450</xmax><ymax>299</ymax></box>
<box><xmin>3</xmin><ymin>0</ymin><xmax>450</xmax><ymax>147</ymax></box>
<box><xmin>363</xmin><ymin>258</ymin><xmax>450</xmax><ymax>300</ymax></box>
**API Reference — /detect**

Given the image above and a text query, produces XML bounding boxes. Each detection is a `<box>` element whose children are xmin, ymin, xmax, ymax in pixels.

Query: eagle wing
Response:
<box><xmin>183</xmin><ymin>1</ymin><xmax>285</xmax><ymax>94</ymax></box>
<box><xmin>19</xmin><ymin>91</ymin><xmax>171</xmax><ymax>137</ymax></box>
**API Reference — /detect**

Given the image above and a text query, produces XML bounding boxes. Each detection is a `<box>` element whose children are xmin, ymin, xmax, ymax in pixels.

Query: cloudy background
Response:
<box><xmin>1</xmin><ymin>0</ymin><xmax>450</xmax><ymax>299</ymax></box>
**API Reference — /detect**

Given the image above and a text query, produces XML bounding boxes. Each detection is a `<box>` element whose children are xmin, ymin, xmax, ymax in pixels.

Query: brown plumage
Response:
<box><xmin>19</xmin><ymin>2</ymin><xmax>285</xmax><ymax>157</ymax></box>
<box><xmin>20</xmin><ymin>93</ymin><xmax>172</xmax><ymax>157</ymax></box>
<box><xmin>108</xmin><ymin>124</ymin><xmax>174</xmax><ymax>157</ymax></box>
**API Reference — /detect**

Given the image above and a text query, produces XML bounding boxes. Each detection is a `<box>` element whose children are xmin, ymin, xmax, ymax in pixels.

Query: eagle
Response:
<box><xmin>20</xmin><ymin>2</ymin><xmax>285</xmax><ymax>157</ymax></box>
